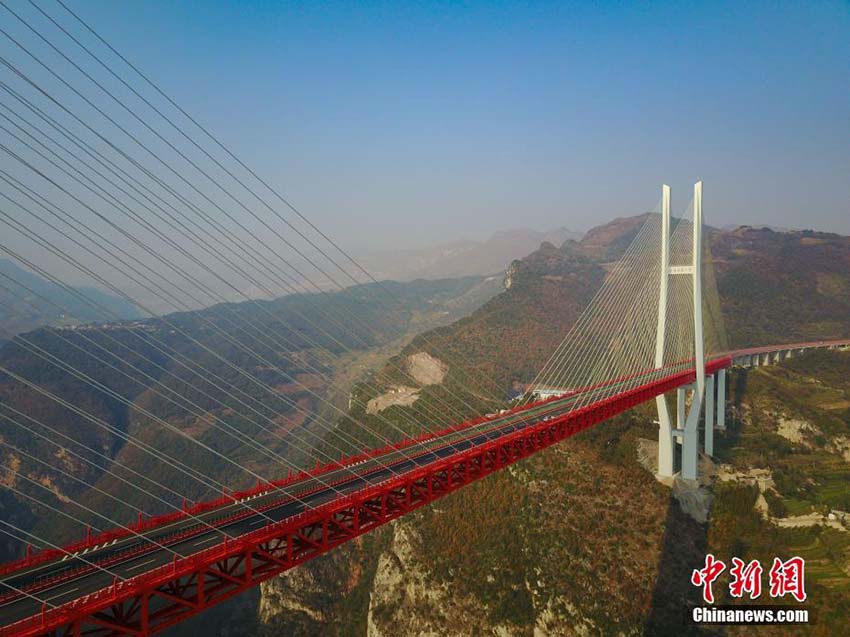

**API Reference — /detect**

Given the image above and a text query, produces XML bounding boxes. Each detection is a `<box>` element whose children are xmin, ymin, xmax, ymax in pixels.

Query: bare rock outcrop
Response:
<box><xmin>405</xmin><ymin>352</ymin><xmax>448</xmax><ymax>386</ymax></box>
<box><xmin>367</xmin><ymin>523</ymin><xmax>502</xmax><ymax>637</ymax></box>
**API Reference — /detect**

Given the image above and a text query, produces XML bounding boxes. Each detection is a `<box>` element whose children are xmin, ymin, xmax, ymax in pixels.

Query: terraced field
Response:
<box><xmin>706</xmin><ymin>350</ymin><xmax>850</xmax><ymax>633</ymax></box>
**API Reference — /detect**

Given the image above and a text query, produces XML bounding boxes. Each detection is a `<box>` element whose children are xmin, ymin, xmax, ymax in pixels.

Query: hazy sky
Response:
<box><xmin>13</xmin><ymin>1</ymin><xmax>850</xmax><ymax>250</ymax></box>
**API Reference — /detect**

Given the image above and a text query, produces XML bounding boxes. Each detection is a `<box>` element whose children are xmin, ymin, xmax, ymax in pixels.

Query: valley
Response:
<box><xmin>3</xmin><ymin>218</ymin><xmax>850</xmax><ymax>636</ymax></box>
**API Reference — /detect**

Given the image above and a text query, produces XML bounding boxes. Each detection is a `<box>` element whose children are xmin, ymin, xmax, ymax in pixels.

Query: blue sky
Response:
<box><xmin>17</xmin><ymin>1</ymin><xmax>850</xmax><ymax>248</ymax></box>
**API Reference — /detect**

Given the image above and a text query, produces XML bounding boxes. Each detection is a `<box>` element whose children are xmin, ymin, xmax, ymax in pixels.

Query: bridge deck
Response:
<box><xmin>1</xmin><ymin>341</ymin><xmax>847</xmax><ymax>635</ymax></box>
<box><xmin>0</xmin><ymin>386</ymin><xmax>586</xmax><ymax>626</ymax></box>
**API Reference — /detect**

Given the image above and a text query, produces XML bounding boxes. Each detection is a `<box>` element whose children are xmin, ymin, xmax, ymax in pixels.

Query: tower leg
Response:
<box><xmin>682</xmin><ymin>385</ymin><xmax>699</xmax><ymax>480</ymax></box>
<box><xmin>682</xmin><ymin>385</ymin><xmax>700</xmax><ymax>480</ymax></box>
<box><xmin>678</xmin><ymin>385</ymin><xmax>690</xmax><ymax>477</ymax></box>
<box><xmin>657</xmin><ymin>396</ymin><xmax>674</xmax><ymax>477</ymax></box>
<box><xmin>705</xmin><ymin>374</ymin><xmax>715</xmax><ymax>456</ymax></box>
<box><xmin>677</xmin><ymin>387</ymin><xmax>685</xmax><ymax>428</ymax></box>
<box><xmin>716</xmin><ymin>368</ymin><xmax>726</xmax><ymax>430</ymax></box>
<box><xmin>682</xmin><ymin>181</ymin><xmax>705</xmax><ymax>482</ymax></box>
<box><xmin>655</xmin><ymin>184</ymin><xmax>674</xmax><ymax>478</ymax></box>
<box><xmin>682</xmin><ymin>424</ymin><xmax>699</xmax><ymax>480</ymax></box>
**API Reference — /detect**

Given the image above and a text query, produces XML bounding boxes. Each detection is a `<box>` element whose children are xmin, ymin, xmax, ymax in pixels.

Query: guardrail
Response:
<box><xmin>0</xmin><ymin>355</ymin><xmax>732</xmax><ymax>582</ymax></box>
<box><xmin>1</xmin><ymin>358</ymin><xmax>733</xmax><ymax>636</ymax></box>
<box><xmin>0</xmin><ymin>388</ymin><xmax>581</xmax><ymax>602</ymax></box>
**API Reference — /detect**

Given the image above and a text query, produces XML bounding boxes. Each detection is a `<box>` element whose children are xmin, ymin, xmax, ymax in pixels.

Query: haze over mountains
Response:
<box><xmin>0</xmin><ymin>259</ymin><xmax>142</xmax><ymax>344</ymax></box>
<box><xmin>0</xmin><ymin>226</ymin><xmax>577</xmax><ymax>342</ymax></box>
<box><xmin>357</xmin><ymin>226</ymin><xmax>581</xmax><ymax>281</ymax></box>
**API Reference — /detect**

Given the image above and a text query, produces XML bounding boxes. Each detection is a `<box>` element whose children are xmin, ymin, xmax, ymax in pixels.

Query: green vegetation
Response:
<box><xmin>706</xmin><ymin>351</ymin><xmax>850</xmax><ymax>636</ymax></box>
<box><xmin>410</xmin><ymin>411</ymin><xmax>669</xmax><ymax>634</ymax></box>
<box><xmin>273</xmin><ymin>221</ymin><xmax>850</xmax><ymax>635</ymax></box>
<box><xmin>712</xmin><ymin>227</ymin><xmax>850</xmax><ymax>348</ymax></box>
<box><xmin>258</xmin><ymin>219</ymin><xmax>680</xmax><ymax>635</ymax></box>
<box><xmin>0</xmin><ymin>275</ymin><xmax>499</xmax><ymax>556</ymax></box>
<box><xmin>6</xmin><ymin>216</ymin><xmax>850</xmax><ymax>635</ymax></box>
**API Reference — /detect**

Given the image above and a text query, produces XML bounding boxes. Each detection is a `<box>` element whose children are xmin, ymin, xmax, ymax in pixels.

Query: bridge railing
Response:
<box><xmin>0</xmin><ymin>354</ymin><xmax>740</xmax><ymax>581</ymax></box>
<box><xmin>1</xmin><ymin>358</ymin><xmax>734</xmax><ymax>637</ymax></box>
<box><xmin>0</xmin><ymin>399</ymin><xmax>537</xmax><ymax>578</ymax></box>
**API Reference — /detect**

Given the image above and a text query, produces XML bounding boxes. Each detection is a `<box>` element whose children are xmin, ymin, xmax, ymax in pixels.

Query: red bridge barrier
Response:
<box><xmin>0</xmin><ymin>358</ymin><xmax>733</xmax><ymax>637</ymax></box>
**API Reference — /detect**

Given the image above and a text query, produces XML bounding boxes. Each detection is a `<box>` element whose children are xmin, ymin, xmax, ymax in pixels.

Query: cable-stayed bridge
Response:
<box><xmin>0</xmin><ymin>3</ymin><xmax>849</xmax><ymax>635</ymax></box>
<box><xmin>3</xmin><ymin>189</ymin><xmax>848</xmax><ymax>637</ymax></box>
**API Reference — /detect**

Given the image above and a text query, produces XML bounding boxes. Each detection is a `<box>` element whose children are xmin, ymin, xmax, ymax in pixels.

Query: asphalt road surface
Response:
<box><xmin>0</xmin><ymin>383</ymin><xmax>608</xmax><ymax>627</ymax></box>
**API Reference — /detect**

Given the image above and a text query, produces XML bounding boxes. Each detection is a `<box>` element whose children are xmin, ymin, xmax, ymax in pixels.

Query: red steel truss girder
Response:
<box><xmin>1</xmin><ymin>346</ymin><xmax>805</xmax><ymax>585</ymax></box>
<box><xmin>0</xmin><ymin>356</ymin><xmax>723</xmax><ymax>584</ymax></box>
<box><xmin>2</xmin><ymin>359</ymin><xmax>731</xmax><ymax>637</ymax></box>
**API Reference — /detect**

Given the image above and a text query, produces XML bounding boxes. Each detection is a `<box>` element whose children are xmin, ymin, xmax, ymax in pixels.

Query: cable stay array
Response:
<box><xmin>0</xmin><ymin>0</ymin><xmax>635</xmax><ymax>566</ymax></box>
<box><xmin>0</xmin><ymin>0</ymin><xmax>520</xmax><ymax>561</ymax></box>
<box><xmin>0</xmin><ymin>3</ymin><xmax>740</xmax><ymax>633</ymax></box>
<box><xmin>527</xmin><ymin>205</ymin><xmax>727</xmax><ymax>405</ymax></box>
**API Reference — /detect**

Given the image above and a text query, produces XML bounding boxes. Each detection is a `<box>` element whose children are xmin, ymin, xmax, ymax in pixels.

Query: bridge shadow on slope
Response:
<box><xmin>642</xmin><ymin>371</ymin><xmax>749</xmax><ymax>636</ymax></box>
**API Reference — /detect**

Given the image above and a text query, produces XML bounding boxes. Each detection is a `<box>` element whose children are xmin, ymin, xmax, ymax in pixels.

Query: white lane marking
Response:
<box><xmin>248</xmin><ymin>518</ymin><xmax>265</xmax><ymax>527</ymax></box>
<box><xmin>193</xmin><ymin>535</ymin><xmax>220</xmax><ymax>547</ymax></box>
<box><xmin>5</xmin><ymin>414</ymin><xmax>540</xmax><ymax>590</ymax></box>
<box><xmin>125</xmin><ymin>558</ymin><xmax>156</xmax><ymax>572</ymax></box>
<box><xmin>43</xmin><ymin>586</ymin><xmax>78</xmax><ymax>602</ymax></box>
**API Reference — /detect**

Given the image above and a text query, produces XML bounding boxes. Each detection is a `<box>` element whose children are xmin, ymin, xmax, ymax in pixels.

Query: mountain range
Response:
<box><xmin>2</xmin><ymin>216</ymin><xmax>850</xmax><ymax>636</ymax></box>
<box><xmin>250</xmin><ymin>218</ymin><xmax>850</xmax><ymax>636</ymax></box>
<box><xmin>0</xmin><ymin>259</ymin><xmax>142</xmax><ymax>344</ymax></box>
<box><xmin>357</xmin><ymin>227</ymin><xmax>582</xmax><ymax>281</ymax></box>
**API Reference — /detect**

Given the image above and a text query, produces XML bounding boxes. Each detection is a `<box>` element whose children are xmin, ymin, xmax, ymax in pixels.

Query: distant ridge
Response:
<box><xmin>0</xmin><ymin>258</ymin><xmax>143</xmax><ymax>342</ymax></box>
<box><xmin>358</xmin><ymin>226</ymin><xmax>582</xmax><ymax>281</ymax></box>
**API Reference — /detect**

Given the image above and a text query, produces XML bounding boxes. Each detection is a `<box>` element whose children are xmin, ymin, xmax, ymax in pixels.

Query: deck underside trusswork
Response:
<box><xmin>2</xmin><ymin>356</ymin><xmax>741</xmax><ymax>637</ymax></box>
<box><xmin>7</xmin><ymin>339</ymin><xmax>850</xmax><ymax>636</ymax></box>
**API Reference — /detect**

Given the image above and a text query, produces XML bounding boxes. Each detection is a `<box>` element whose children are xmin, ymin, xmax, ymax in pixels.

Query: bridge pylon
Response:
<box><xmin>655</xmin><ymin>181</ymin><xmax>706</xmax><ymax>481</ymax></box>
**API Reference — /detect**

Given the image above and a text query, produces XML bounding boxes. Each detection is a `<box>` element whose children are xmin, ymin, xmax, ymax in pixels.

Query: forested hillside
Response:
<box><xmin>708</xmin><ymin>349</ymin><xmax>850</xmax><ymax>635</ymax></box>
<box><xmin>0</xmin><ymin>275</ymin><xmax>501</xmax><ymax>561</ymax></box>
<box><xmin>4</xmin><ymin>215</ymin><xmax>850</xmax><ymax>636</ymax></box>
<box><xmin>711</xmin><ymin>227</ymin><xmax>850</xmax><ymax>348</ymax></box>
<box><xmin>249</xmin><ymin>219</ymin><xmax>850</xmax><ymax>637</ymax></box>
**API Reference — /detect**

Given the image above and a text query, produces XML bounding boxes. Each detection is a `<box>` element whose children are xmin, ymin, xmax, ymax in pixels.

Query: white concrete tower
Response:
<box><xmin>655</xmin><ymin>185</ymin><xmax>675</xmax><ymax>477</ymax></box>
<box><xmin>681</xmin><ymin>181</ymin><xmax>705</xmax><ymax>481</ymax></box>
<box><xmin>656</xmin><ymin>181</ymin><xmax>707</xmax><ymax>481</ymax></box>
<box><xmin>716</xmin><ymin>368</ymin><xmax>726</xmax><ymax>430</ymax></box>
